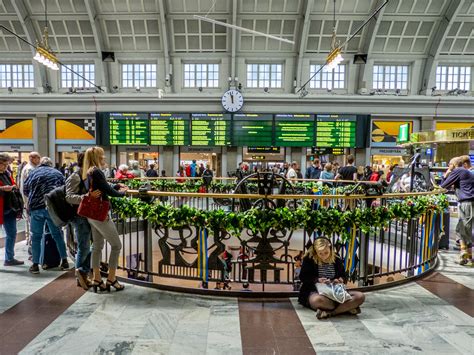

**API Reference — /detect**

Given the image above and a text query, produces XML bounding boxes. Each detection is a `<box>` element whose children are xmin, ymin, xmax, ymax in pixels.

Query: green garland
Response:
<box><xmin>121</xmin><ymin>178</ymin><xmax>363</xmax><ymax>195</ymax></box>
<box><xmin>110</xmin><ymin>194</ymin><xmax>448</xmax><ymax>242</ymax></box>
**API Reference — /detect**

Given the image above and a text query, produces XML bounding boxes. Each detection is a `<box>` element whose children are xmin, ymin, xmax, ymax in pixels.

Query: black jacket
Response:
<box><xmin>298</xmin><ymin>255</ymin><xmax>346</xmax><ymax>307</ymax></box>
<box><xmin>88</xmin><ymin>168</ymin><xmax>125</xmax><ymax>201</ymax></box>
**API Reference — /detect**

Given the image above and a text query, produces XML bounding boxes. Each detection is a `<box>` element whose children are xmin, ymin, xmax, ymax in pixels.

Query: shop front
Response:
<box><xmin>179</xmin><ymin>147</ymin><xmax>222</xmax><ymax>176</ymax></box>
<box><xmin>117</xmin><ymin>146</ymin><xmax>160</xmax><ymax>170</ymax></box>
<box><xmin>0</xmin><ymin>118</ymin><xmax>35</xmax><ymax>177</ymax></box>
<box><xmin>369</xmin><ymin>118</ymin><xmax>418</xmax><ymax>169</ymax></box>
<box><xmin>53</xmin><ymin>117</ymin><xmax>96</xmax><ymax>165</ymax></box>
<box><xmin>371</xmin><ymin>147</ymin><xmax>410</xmax><ymax>167</ymax></box>
<box><xmin>242</xmin><ymin>147</ymin><xmax>286</xmax><ymax>172</ymax></box>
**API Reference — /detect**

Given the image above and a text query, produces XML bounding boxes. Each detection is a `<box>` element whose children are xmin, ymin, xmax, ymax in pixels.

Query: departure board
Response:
<box><xmin>150</xmin><ymin>113</ymin><xmax>190</xmax><ymax>146</ymax></box>
<box><xmin>191</xmin><ymin>113</ymin><xmax>232</xmax><ymax>146</ymax></box>
<box><xmin>275</xmin><ymin>114</ymin><xmax>315</xmax><ymax>147</ymax></box>
<box><xmin>316</xmin><ymin>115</ymin><xmax>357</xmax><ymax>147</ymax></box>
<box><xmin>233</xmin><ymin>113</ymin><xmax>273</xmax><ymax>147</ymax></box>
<box><xmin>109</xmin><ymin>113</ymin><xmax>149</xmax><ymax>145</ymax></box>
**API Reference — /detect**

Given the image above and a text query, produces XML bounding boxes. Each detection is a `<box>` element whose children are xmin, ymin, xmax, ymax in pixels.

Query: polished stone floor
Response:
<box><xmin>1</xmin><ymin>240</ymin><xmax>472</xmax><ymax>354</ymax></box>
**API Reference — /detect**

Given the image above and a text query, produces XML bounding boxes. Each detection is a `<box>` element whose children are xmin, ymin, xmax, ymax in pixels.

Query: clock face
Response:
<box><xmin>221</xmin><ymin>89</ymin><xmax>244</xmax><ymax>112</ymax></box>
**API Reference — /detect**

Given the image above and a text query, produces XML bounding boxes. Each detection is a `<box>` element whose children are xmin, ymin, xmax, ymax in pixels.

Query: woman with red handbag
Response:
<box><xmin>81</xmin><ymin>147</ymin><xmax>128</xmax><ymax>293</ymax></box>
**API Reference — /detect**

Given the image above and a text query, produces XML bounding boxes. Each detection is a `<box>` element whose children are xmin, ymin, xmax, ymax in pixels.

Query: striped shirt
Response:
<box><xmin>318</xmin><ymin>263</ymin><xmax>335</xmax><ymax>280</ymax></box>
<box><xmin>23</xmin><ymin>165</ymin><xmax>65</xmax><ymax>211</ymax></box>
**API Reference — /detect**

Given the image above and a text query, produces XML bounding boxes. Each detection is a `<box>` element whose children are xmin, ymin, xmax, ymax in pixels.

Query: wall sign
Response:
<box><xmin>0</xmin><ymin>119</ymin><xmax>34</xmax><ymax>143</ymax></box>
<box><xmin>371</xmin><ymin>120</ymin><xmax>413</xmax><ymax>147</ymax></box>
<box><xmin>0</xmin><ymin>144</ymin><xmax>34</xmax><ymax>152</ymax></box>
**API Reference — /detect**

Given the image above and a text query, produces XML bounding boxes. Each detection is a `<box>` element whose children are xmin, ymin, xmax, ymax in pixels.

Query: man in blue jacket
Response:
<box><xmin>441</xmin><ymin>155</ymin><xmax>474</xmax><ymax>266</ymax></box>
<box><xmin>305</xmin><ymin>158</ymin><xmax>322</xmax><ymax>180</ymax></box>
<box><xmin>24</xmin><ymin>157</ymin><xmax>69</xmax><ymax>274</ymax></box>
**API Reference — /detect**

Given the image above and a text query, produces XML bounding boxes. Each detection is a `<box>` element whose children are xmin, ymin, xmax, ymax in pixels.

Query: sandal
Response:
<box><xmin>106</xmin><ymin>279</ymin><xmax>125</xmax><ymax>292</ymax></box>
<box><xmin>316</xmin><ymin>309</ymin><xmax>331</xmax><ymax>320</ymax></box>
<box><xmin>91</xmin><ymin>279</ymin><xmax>107</xmax><ymax>293</ymax></box>
<box><xmin>348</xmin><ymin>306</ymin><xmax>361</xmax><ymax>315</ymax></box>
<box><xmin>75</xmin><ymin>270</ymin><xmax>91</xmax><ymax>291</ymax></box>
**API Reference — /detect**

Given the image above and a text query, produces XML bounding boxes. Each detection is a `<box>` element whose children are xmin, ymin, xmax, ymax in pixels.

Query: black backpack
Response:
<box><xmin>10</xmin><ymin>188</ymin><xmax>24</xmax><ymax>218</ymax></box>
<box><xmin>45</xmin><ymin>185</ymin><xmax>77</xmax><ymax>227</ymax></box>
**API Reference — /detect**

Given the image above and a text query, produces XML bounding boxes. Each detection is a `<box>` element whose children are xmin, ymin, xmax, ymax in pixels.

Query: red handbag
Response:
<box><xmin>77</xmin><ymin>174</ymin><xmax>110</xmax><ymax>222</ymax></box>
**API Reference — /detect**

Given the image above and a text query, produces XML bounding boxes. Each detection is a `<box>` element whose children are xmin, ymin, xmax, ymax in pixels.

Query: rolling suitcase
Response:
<box><xmin>438</xmin><ymin>211</ymin><xmax>450</xmax><ymax>250</ymax></box>
<box><xmin>42</xmin><ymin>227</ymin><xmax>61</xmax><ymax>268</ymax></box>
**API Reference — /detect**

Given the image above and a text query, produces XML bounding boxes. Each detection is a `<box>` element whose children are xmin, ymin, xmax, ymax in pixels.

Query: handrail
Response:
<box><xmin>125</xmin><ymin>188</ymin><xmax>446</xmax><ymax>200</ymax></box>
<box><xmin>71</xmin><ymin>184</ymin><xmax>449</xmax><ymax>296</ymax></box>
<box><xmin>109</xmin><ymin>176</ymin><xmax>382</xmax><ymax>185</ymax></box>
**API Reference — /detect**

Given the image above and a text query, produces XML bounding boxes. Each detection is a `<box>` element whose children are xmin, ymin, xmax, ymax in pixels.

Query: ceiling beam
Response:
<box><xmin>11</xmin><ymin>0</ymin><xmax>47</xmax><ymax>92</ymax></box>
<box><xmin>356</xmin><ymin>0</ymin><xmax>388</xmax><ymax>93</ymax></box>
<box><xmin>157</xmin><ymin>0</ymin><xmax>172</xmax><ymax>92</ymax></box>
<box><xmin>84</xmin><ymin>0</ymin><xmax>110</xmax><ymax>92</ymax></box>
<box><xmin>295</xmin><ymin>0</ymin><xmax>314</xmax><ymax>92</ymax></box>
<box><xmin>419</xmin><ymin>0</ymin><xmax>464</xmax><ymax>95</ymax></box>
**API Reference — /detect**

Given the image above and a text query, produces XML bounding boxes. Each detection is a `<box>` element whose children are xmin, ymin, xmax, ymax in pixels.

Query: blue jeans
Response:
<box><xmin>2</xmin><ymin>210</ymin><xmax>18</xmax><ymax>262</ymax></box>
<box><xmin>71</xmin><ymin>216</ymin><xmax>91</xmax><ymax>273</ymax></box>
<box><xmin>30</xmin><ymin>208</ymin><xmax>67</xmax><ymax>264</ymax></box>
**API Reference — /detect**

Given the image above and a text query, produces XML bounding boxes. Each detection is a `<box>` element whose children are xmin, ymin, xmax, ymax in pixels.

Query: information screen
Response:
<box><xmin>109</xmin><ymin>113</ymin><xmax>149</xmax><ymax>145</ymax></box>
<box><xmin>316</xmin><ymin>115</ymin><xmax>357</xmax><ymax>147</ymax></box>
<box><xmin>275</xmin><ymin>114</ymin><xmax>315</xmax><ymax>147</ymax></box>
<box><xmin>191</xmin><ymin>113</ymin><xmax>232</xmax><ymax>146</ymax></box>
<box><xmin>232</xmin><ymin>113</ymin><xmax>273</xmax><ymax>147</ymax></box>
<box><xmin>150</xmin><ymin>113</ymin><xmax>190</xmax><ymax>146</ymax></box>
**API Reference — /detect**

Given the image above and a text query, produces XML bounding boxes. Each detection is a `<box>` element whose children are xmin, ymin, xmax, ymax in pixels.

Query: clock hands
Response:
<box><xmin>230</xmin><ymin>93</ymin><xmax>234</xmax><ymax>104</ymax></box>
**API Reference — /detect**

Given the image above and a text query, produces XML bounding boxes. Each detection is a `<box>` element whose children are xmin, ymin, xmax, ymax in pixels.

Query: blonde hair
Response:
<box><xmin>448</xmin><ymin>157</ymin><xmax>461</xmax><ymax>168</ymax></box>
<box><xmin>459</xmin><ymin>155</ymin><xmax>471</xmax><ymax>166</ymax></box>
<box><xmin>82</xmin><ymin>146</ymin><xmax>105</xmax><ymax>180</ymax></box>
<box><xmin>324</xmin><ymin>163</ymin><xmax>333</xmax><ymax>172</ymax></box>
<box><xmin>304</xmin><ymin>238</ymin><xmax>336</xmax><ymax>264</ymax></box>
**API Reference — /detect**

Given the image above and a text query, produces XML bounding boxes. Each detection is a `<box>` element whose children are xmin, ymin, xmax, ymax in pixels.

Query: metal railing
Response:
<box><xmin>68</xmin><ymin>176</ymin><xmax>446</xmax><ymax>295</ymax></box>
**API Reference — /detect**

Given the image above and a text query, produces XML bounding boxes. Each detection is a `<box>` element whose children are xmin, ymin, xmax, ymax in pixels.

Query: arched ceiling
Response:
<box><xmin>0</xmin><ymin>0</ymin><xmax>473</xmax><ymax>88</ymax></box>
<box><xmin>1</xmin><ymin>0</ymin><xmax>473</xmax><ymax>56</ymax></box>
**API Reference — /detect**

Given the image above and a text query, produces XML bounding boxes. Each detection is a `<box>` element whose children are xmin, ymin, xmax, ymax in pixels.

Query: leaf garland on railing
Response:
<box><xmin>119</xmin><ymin>178</ymin><xmax>364</xmax><ymax>195</ymax></box>
<box><xmin>110</xmin><ymin>194</ymin><xmax>448</xmax><ymax>242</ymax></box>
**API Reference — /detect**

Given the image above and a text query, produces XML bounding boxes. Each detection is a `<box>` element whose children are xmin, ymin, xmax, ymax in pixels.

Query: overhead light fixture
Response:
<box><xmin>0</xmin><ymin>0</ymin><xmax>103</xmax><ymax>92</ymax></box>
<box><xmin>193</xmin><ymin>15</ymin><xmax>294</xmax><ymax>45</ymax></box>
<box><xmin>33</xmin><ymin>0</ymin><xmax>59</xmax><ymax>71</ymax></box>
<box><xmin>297</xmin><ymin>0</ymin><xmax>390</xmax><ymax>96</ymax></box>
<box><xmin>325</xmin><ymin>0</ymin><xmax>343</xmax><ymax>72</ymax></box>
<box><xmin>326</xmin><ymin>48</ymin><xmax>343</xmax><ymax>71</ymax></box>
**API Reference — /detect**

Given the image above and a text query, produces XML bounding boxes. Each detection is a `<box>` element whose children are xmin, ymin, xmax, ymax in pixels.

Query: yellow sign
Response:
<box><xmin>410</xmin><ymin>128</ymin><xmax>474</xmax><ymax>143</ymax></box>
<box><xmin>0</xmin><ymin>119</ymin><xmax>33</xmax><ymax>140</ymax></box>
<box><xmin>371</xmin><ymin>121</ymin><xmax>413</xmax><ymax>143</ymax></box>
<box><xmin>435</xmin><ymin>122</ymin><xmax>474</xmax><ymax>130</ymax></box>
<box><xmin>436</xmin><ymin>128</ymin><xmax>474</xmax><ymax>141</ymax></box>
<box><xmin>55</xmin><ymin>119</ymin><xmax>95</xmax><ymax>140</ymax></box>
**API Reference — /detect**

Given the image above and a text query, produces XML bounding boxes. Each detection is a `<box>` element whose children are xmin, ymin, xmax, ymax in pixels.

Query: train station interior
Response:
<box><xmin>0</xmin><ymin>0</ymin><xmax>473</xmax><ymax>354</ymax></box>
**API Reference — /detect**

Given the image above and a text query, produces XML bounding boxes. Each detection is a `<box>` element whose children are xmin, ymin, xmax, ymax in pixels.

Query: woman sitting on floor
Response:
<box><xmin>298</xmin><ymin>237</ymin><xmax>365</xmax><ymax>319</ymax></box>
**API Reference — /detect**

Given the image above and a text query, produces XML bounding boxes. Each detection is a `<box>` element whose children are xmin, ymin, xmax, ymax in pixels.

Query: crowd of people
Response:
<box><xmin>1</xmin><ymin>148</ymin><xmax>129</xmax><ymax>294</ymax></box>
<box><xmin>235</xmin><ymin>155</ymin><xmax>389</xmax><ymax>184</ymax></box>
<box><xmin>1</xmin><ymin>150</ymin><xmax>472</xmax><ymax>320</ymax></box>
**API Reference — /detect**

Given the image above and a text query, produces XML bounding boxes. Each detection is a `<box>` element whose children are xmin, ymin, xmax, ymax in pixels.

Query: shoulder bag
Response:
<box><xmin>77</xmin><ymin>172</ymin><xmax>110</xmax><ymax>222</ymax></box>
<box><xmin>316</xmin><ymin>282</ymin><xmax>352</xmax><ymax>304</ymax></box>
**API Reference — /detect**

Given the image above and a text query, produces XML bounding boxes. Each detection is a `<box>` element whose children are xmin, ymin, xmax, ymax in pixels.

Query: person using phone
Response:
<box><xmin>298</xmin><ymin>237</ymin><xmax>365</xmax><ymax>319</ymax></box>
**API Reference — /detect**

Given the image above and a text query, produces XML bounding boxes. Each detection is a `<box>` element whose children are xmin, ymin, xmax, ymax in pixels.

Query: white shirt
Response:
<box><xmin>286</xmin><ymin>168</ymin><xmax>297</xmax><ymax>179</ymax></box>
<box><xmin>19</xmin><ymin>162</ymin><xmax>37</xmax><ymax>198</ymax></box>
